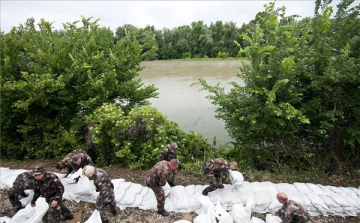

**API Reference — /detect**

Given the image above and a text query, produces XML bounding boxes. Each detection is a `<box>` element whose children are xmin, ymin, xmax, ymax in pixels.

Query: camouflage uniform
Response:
<box><xmin>32</xmin><ymin>173</ymin><xmax>72</xmax><ymax>223</ymax></box>
<box><xmin>58</xmin><ymin>150</ymin><xmax>93</xmax><ymax>176</ymax></box>
<box><xmin>157</xmin><ymin>142</ymin><xmax>178</xmax><ymax>186</ymax></box>
<box><xmin>89</xmin><ymin>168</ymin><xmax>116</xmax><ymax>223</ymax></box>
<box><xmin>203</xmin><ymin>158</ymin><xmax>231</xmax><ymax>192</ymax></box>
<box><xmin>7</xmin><ymin>172</ymin><xmax>35</xmax><ymax>212</ymax></box>
<box><xmin>146</xmin><ymin>160</ymin><xmax>174</xmax><ymax>212</ymax></box>
<box><xmin>274</xmin><ymin>200</ymin><xmax>311</xmax><ymax>223</ymax></box>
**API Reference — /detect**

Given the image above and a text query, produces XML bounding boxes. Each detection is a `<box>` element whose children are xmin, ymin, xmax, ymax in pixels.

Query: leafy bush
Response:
<box><xmin>216</xmin><ymin>51</ymin><xmax>229</xmax><ymax>58</ymax></box>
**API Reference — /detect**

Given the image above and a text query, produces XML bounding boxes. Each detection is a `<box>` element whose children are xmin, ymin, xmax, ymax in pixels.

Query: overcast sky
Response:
<box><xmin>1</xmin><ymin>1</ymin><xmax>356</xmax><ymax>33</ymax></box>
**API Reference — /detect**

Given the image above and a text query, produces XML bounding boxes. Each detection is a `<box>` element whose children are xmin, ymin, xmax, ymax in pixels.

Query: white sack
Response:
<box><xmin>114</xmin><ymin>188</ymin><xmax>126</xmax><ymax>203</ymax></box>
<box><xmin>306</xmin><ymin>192</ymin><xmax>330</xmax><ymax>216</ymax></box>
<box><xmin>0</xmin><ymin>216</ymin><xmax>11</xmax><ymax>223</ymax></box>
<box><xmin>10</xmin><ymin>197</ymin><xmax>48</xmax><ymax>223</ymax></box>
<box><xmin>252</xmin><ymin>217</ymin><xmax>265</xmax><ymax>223</ymax></box>
<box><xmin>127</xmin><ymin>183</ymin><xmax>143</xmax><ymax>194</ymax></box>
<box><xmin>1</xmin><ymin>169</ymin><xmax>28</xmax><ymax>189</ymax></box>
<box><xmin>265</xmin><ymin>214</ymin><xmax>282</xmax><ymax>223</ymax></box>
<box><xmin>138</xmin><ymin>188</ymin><xmax>157</xmax><ymax>210</ymax></box>
<box><xmin>75</xmin><ymin>175</ymin><xmax>96</xmax><ymax>196</ymax></box>
<box><xmin>20</xmin><ymin>190</ymin><xmax>34</xmax><ymax>207</ymax></box>
<box><xmin>294</xmin><ymin>182</ymin><xmax>312</xmax><ymax>193</ymax></box>
<box><xmin>229</xmin><ymin>203</ymin><xmax>251</xmax><ymax>223</ymax></box>
<box><xmin>229</xmin><ymin>170</ymin><xmax>244</xmax><ymax>186</ymax></box>
<box><xmin>275</xmin><ymin>183</ymin><xmax>297</xmax><ymax>193</ymax></box>
<box><xmin>318</xmin><ymin>194</ymin><xmax>343</xmax><ymax>215</ymax></box>
<box><xmin>217</xmin><ymin>205</ymin><xmax>233</xmax><ymax>223</ymax></box>
<box><xmin>84</xmin><ymin>210</ymin><xmax>102</xmax><ymax>223</ymax></box>
<box><xmin>306</xmin><ymin>183</ymin><xmax>326</xmax><ymax>194</ymax></box>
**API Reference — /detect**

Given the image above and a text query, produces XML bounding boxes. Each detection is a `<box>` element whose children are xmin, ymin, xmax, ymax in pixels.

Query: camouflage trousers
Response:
<box><xmin>148</xmin><ymin>185</ymin><xmax>166</xmax><ymax>211</ymax></box>
<box><xmin>96</xmin><ymin>189</ymin><xmax>116</xmax><ymax>222</ymax></box>
<box><xmin>205</xmin><ymin>171</ymin><xmax>228</xmax><ymax>192</ymax></box>
<box><xmin>45</xmin><ymin>199</ymin><xmax>72</xmax><ymax>223</ymax></box>
<box><xmin>167</xmin><ymin>170</ymin><xmax>176</xmax><ymax>185</ymax></box>
<box><xmin>7</xmin><ymin>189</ymin><xmax>28</xmax><ymax>209</ymax></box>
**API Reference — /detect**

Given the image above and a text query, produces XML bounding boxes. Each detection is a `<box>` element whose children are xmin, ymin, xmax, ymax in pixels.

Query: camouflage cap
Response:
<box><xmin>170</xmin><ymin>142</ymin><xmax>178</xmax><ymax>149</ymax></box>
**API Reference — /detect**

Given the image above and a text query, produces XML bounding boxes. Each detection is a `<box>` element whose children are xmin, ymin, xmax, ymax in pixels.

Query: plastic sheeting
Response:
<box><xmin>1</xmin><ymin>167</ymin><xmax>360</xmax><ymax>222</ymax></box>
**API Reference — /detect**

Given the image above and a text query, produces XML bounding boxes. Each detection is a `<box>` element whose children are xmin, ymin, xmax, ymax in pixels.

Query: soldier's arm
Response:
<box><xmin>31</xmin><ymin>189</ymin><xmax>40</xmax><ymax>205</ymax></box>
<box><xmin>65</xmin><ymin>166</ymin><xmax>73</xmax><ymax>177</ymax></box>
<box><xmin>158</xmin><ymin>149</ymin><xmax>167</xmax><ymax>162</ymax></box>
<box><xmin>52</xmin><ymin>175</ymin><xmax>64</xmax><ymax>201</ymax></box>
<box><xmin>96</xmin><ymin>180</ymin><xmax>111</xmax><ymax>197</ymax></box>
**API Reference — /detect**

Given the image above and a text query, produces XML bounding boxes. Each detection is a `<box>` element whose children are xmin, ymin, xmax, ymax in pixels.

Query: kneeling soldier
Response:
<box><xmin>31</xmin><ymin>166</ymin><xmax>73</xmax><ymax>222</ymax></box>
<box><xmin>7</xmin><ymin>171</ymin><xmax>35</xmax><ymax>213</ymax></box>
<box><xmin>83</xmin><ymin>165</ymin><xmax>117</xmax><ymax>223</ymax></box>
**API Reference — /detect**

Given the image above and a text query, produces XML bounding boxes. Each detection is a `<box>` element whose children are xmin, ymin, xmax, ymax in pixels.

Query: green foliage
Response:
<box><xmin>216</xmin><ymin>51</ymin><xmax>229</xmax><ymax>59</ymax></box>
<box><xmin>182</xmin><ymin>52</ymin><xmax>191</xmax><ymax>59</ymax></box>
<box><xmin>0</xmin><ymin>17</ymin><xmax>157</xmax><ymax>159</ymax></box>
<box><xmin>87</xmin><ymin>104</ymin><xmax>217</xmax><ymax>168</ymax></box>
<box><xmin>197</xmin><ymin>1</ymin><xmax>360</xmax><ymax>172</ymax></box>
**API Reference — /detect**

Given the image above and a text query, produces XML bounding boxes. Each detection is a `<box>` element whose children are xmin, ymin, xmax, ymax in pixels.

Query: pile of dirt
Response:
<box><xmin>1</xmin><ymin>160</ymin><xmax>359</xmax><ymax>223</ymax></box>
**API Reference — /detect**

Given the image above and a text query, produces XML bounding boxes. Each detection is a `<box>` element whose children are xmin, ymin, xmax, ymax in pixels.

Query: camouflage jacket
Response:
<box><xmin>89</xmin><ymin>169</ymin><xmax>114</xmax><ymax>198</ymax></box>
<box><xmin>60</xmin><ymin>150</ymin><xmax>93</xmax><ymax>175</ymax></box>
<box><xmin>146</xmin><ymin>161</ymin><xmax>173</xmax><ymax>186</ymax></box>
<box><xmin>12</xmin><ymin>172</ymin><xmax>35</xmax><ymax>191</ymax></box>
<box><xmin>32</xmin><ymin>173</ymin><xmax>64</xmax><ymax>203</ymax></box>
<box><xmin>275</xmin><ymin>200</ymin><xmax>311</xmax><ymax>223</ymax></box>
<box><xmin>203</xmin><ymin>158</ymin><xmax>230</xmax><ymax>174</ymax></box>
<box><xmin>158</xmin><ymin>145</ymin><xmax>178</xmax><ymax>162</ymax></box>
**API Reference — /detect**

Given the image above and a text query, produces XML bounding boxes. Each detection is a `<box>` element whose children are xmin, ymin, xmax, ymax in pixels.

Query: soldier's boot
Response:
<box><xmin>202</xmin><ymin>188</ymin><xmax>209</xmax><ymax>196</ymax></box>
<box><xmin>61</xmin><ymin>213</ymin><xmax>74</xmax><ymax>221</ymax></box>
<box><xmin>102</xmin><ymin>219</ymin><xmax>110</xmax><ymax>223</ymax></box>
<box><xmin>168</xmin><ymin>181</ymin><xmax>177</xmax><ymax>187</ymax></box>
<box><xmin>110</xmin><ymin>205</ymin><xmax>117</xmax><ymax>216</ymax></box>
<box><xmin>218</xmin><ymin>184</ymin><xmax>224</xmax><ymax>189</ymax></box>
<box><xmin>157</xmin><ymin>210</ymin><xmax>170</xmax><ymax>216</ymax></box>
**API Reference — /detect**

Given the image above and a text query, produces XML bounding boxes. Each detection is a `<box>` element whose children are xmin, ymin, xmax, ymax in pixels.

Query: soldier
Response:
<box><xmin>83</xmin><ymin>165</ymin><xmax>117</xmax><ymax>223</ymax></box>
<box><xmin>55</xmin><ymin>149</ymin><xmax>93</xmax><ymax>177</ymax></box>
<box><xmin>7</xmin><ymin>171</ymin><xmax>36</xmax><ymax>213</ymax></box>
<box><xmin>157</xmin><ymin>142</ymin><xmax>178</xmax><ymax>186</ymax></box>
<box><xmin>272</xmin><ymin>192</ymin><xmax>313</xmax><ymax>223</ymax></box>
<box><xmin>202</xmin><ymin>158</ymin><xmax>237</xmax><ymax>196</ymax></box>
<box><xmin>31</xmin><ymin>165</ymin><xmax>73</xmax><ymax>222</ymax></box>
<box><xmin>146</xmin><ymin>159</ymin><xmax>179</xmax><ymax>216</ymax></box>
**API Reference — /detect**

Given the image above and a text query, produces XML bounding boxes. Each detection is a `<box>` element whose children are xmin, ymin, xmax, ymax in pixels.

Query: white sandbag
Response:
<box><xmin>61</xmin><ymin>168</ymin><xmax>82</xmax><ymax>185</ymax></box>
<box><xmin>348</xmin><ymin>187</ymin><xmax>360</xmax><ymax>196</ymax></box>
<box><xmin>163</xmin><ymin>182</ymin><xmax>171</xmax><ymax>197</ymax></box>
<box><xmin>254</xmin><ymin>190</ymin><xmax>274</xmax><ymax>213</ymax></box>
<box><xmin>127</xmin><ymin>183</ymin><xmax>143</xmax><ymax>194</ymax></box>
<box><xmin>209</xmin><ymin>188</ymin><xmax>223</xmax><ymax>203</ymax></box>
<box><xmin>184</xmin><ymin>185</ymin><xmax>195</xmax><ymax>195</ymax></box>
<box><xmin>327</xmin><ymin>192</ymin><xmax>357</xmax><ymax>216</ymax></box>
<box><xmin>236</xmin><ymin>188</ymin><xmax>255</xmax><ymax>204</ymax></box>
<box><xmin>263</xmin><ymin>182</ymin><xmax>279</xmax><ymax>194</ymax></box>
<box><xmin>111</xmin><ymin>178</ymin><xmax>125</xmax><ymax>189</ymax></box>
<box><xmin>286</xmin><ymin>191</ymin><xmax>313</xmax><ymax>209</ymax></box>
<box><xmin>237</xmin><ymin>181</ymin><xmax>252</xmax><ymax>190</ymax></box>
<box><xmin>84</xmin><ymin>210</ymin><xmax>102</xmax><ymax>223</ymax></box>
<box><xmin>118</xmin><ymin>181</ymin><xmax>132</xmax><ymax>190</ymax></box>
<box><xmin>221</xmin><ymin>185</ymin><xmax>238</xmax><ymax>204</ymax></box>
<box><xmin>250</xmin><ymin>182</ymin><xmax>264</xmax><ymax>191</ymax></box>
<box><xmin>20</xmin><ymin>190</ymin><xmax>34</xmax><ymax>207</ymax></box>
<box><xmin>229</xmin><ymin>170</ymin><xmax>244</xmax><ymax>186</ymax></box>
<box><xmin>193</xmin><ymin>213</ymin><xmax>208</xmax><ymax>223</ymax></box>
<box><xmin>275</xmin><ymin>183</ymin><xmax>297</xmax><ymax>193</ymax></box>
<box><xmin>228</xmin><ymin>203</ymin><xmax>251</xmax><ymax>223</ymax></box>
<box><xmin>10</xmin><ymin>197</ymin><xmax>48</xmax><ymax>223</ymax></box>
<box><xmin>0</xmin><ymin>216</ymin><xmax>11</xmax><ymax>223</ymax></box>
<box><xmin>126</xmin><ymin>194</ymin><xmax>144</xmax><ymax>208</ymax></box>
<box><xmin>138</xmin><ymin>189</ymin><xmax>157</xmax><ymax>210</ymax></box>
<box><xmin>118</xmin><ymin>190</ymin><xmax>137</xmax><ymax>205</ymax></box>
<box><xmin>114</xmin><ymin>187</ymin><xmax>126</xmax><ymax>203</ymax></box>
<box><xmin>265</xmin><ymin>214</ymin><xmax>282</xmax><ymax>223</ymax></box>
<box><xmin>252</xmin><ymin>216</ymin><xmax>265</xmax><ymax>223</ymax></box>
<box><xmin>293</xmin><ymin>182</ymin><xmax>312</xmax><ymax>193</ymax></box>
<box><xmin>217</xmin><ymin>205</ymin><xmax>233</xmax><ymax>223</ymax></box>
<box><xmin>318</xmin><ymin>194</ymin><xmax>343</xmax><ymax>215</ymax></box>
<box><xmin>306</xmin><ymin>183</ymin><xmax>326</xmax><ymax>194</ymax></box>
<box><xmin>140</xmin><ymin>186</ymin><xmax>150</xmax><ymax>196</ymax></box>
<box><xmin>306</xmin><ymin>192</ymin><xmax>330</xmax><ymax>216</ymax></box>
<box><xmin>75</xmin><ymin>175</ymin><xmax>96</xmax><ymax>196</ymax></box>
<box><xmin>268</xmin><ymin>198</ymin><xmax>283</xmax><ymax>213</ymax></box>
<box><xmin>318</xmin><ymin>185</ymin><xmax>333</xmax><ymax>194</ymax></box>
<box><xmin>172</xmin><ymin>188</ymin><xmax>190</xmax><ymax>211</ymax></box>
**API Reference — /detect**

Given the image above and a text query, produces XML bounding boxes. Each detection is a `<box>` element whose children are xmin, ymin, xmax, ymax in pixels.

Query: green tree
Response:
<box><xmin>1</xmin><ymin>17</ymin><xmax>158</xmax><ymax>159</ymax></box>
<box><xmin>197</xmin><ymin>1</ymin><xmax>360</xmax><ymax>171</ymax></box>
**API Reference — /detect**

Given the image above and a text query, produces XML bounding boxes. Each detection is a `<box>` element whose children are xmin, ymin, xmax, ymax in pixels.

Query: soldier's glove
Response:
<box><xmin>111</xmin><ymin>183</ymin><xmax>114</xmax><ymax>189</ymax></box>
<box><xmin>74</xmin><ymin>176</ymin><xmax>81</xmax><ymax>183</ymax></box>
<box><xmin>20</xmin><ymin>191</ymin><xmax>29</xmax><ymax>198</ymax></box>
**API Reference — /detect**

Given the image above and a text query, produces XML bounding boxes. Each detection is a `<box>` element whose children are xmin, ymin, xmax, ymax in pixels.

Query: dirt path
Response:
<box><xmin>1</xmin><ymin>160</ymin><xmax>359</xmax><ymax>223</ymax></box>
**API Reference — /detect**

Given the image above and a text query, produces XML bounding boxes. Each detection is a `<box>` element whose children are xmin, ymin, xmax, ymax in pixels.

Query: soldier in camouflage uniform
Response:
<box><xmin>146</xmin><ymin>159</ymin><xmax>179</xmax><ymax>216</ymax></box>
<box><xmin>157</xmin><ymin>142</ymin><xmax>179</xmax><ymax>186</ymax></box>
<box><xmin>7</xmin><ymin>171</ymin><xmax>36</xmax><ymax>213</ymax></box>
<box><xmin>55</xmin><ymin>149</ymin><xmax>93</xmax><ymax>177</ymax></box>
<box><xmin>273</xmin><ymin>192</ymin><xmax>313</xmax><ymax>223</ymax></box>
<box><xmin>202</xmin><ymin>158</ymin><xmax>237</xmax><ymax>196</ymax></box>
<box><xmin>83</xmin><ymin>165</ymin><xmax>117</xmax><ymax>223</ymax></box>
<box><xmin>31</xmin><ymin>166</ymin><xmax>73</xmax><ymax>223</ymax></box>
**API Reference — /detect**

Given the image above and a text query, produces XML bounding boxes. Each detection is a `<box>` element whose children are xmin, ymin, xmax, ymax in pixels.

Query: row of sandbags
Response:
<box><xmin>1</xmin><ymin>167</ymin><xmax>360</xmax><ymax>222</ymax></box>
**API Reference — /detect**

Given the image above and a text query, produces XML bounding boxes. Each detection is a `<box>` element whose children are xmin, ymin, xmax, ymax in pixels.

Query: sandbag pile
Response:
<box><xmin>1</xmin><ymin>167</ymin><xmax>360</xmax><ymax>223</ymax></box>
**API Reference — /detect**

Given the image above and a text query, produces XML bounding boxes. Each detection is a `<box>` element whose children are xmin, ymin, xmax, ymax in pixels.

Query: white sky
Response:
<box><xmin>1</xmin><ymin>1</ymin><xmax>357</xmax><ymax>33</ymax></box>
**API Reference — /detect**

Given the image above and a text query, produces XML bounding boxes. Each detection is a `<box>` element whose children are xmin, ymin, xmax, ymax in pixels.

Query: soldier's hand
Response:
<box><xmin>50</xmin><ymin>200</ymin><xmax>58</xmax><ymax>207</ymax></box>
